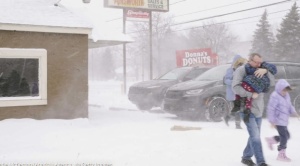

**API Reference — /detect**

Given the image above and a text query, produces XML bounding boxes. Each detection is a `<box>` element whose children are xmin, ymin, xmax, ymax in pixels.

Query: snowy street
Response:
<box><xmin>0</xmin><ymin>81</ymin><xmax>299</xmax><ymax>166</ymax></box>
<box><xmin>1</xmin><ymin>0</ymin><xmax>300</xmax><ymax>165</ymax></box>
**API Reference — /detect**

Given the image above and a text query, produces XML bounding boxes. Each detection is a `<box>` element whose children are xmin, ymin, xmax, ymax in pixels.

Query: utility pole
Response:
<box><xmin>149</xmin><ymin>11</ymin><xmax>153</xmax><ymax>80</ymax></box>
<box><xmin>122</xmin><ymin>9</ymin><xmax>127</xmax><ymax>94</ymax></box>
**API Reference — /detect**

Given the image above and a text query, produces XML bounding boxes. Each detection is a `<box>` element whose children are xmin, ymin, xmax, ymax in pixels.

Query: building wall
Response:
<box><xmin>0</xmin><ymin>30</ymin><xmax>88</xmax><ymax>119</ymax></box>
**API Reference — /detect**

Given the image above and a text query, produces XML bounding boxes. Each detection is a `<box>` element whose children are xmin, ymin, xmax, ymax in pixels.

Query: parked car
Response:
<box><xmin>163</xmin><ymin>62</ymin><xmax>300</xmax><ymax>121</ymax></box>
<box><xmin>128</xmin><ymin>66</ymin><xmax>210</xmax><ymax>110</ymax></box>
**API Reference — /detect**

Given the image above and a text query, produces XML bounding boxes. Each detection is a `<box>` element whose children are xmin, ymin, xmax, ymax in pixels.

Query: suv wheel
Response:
<box><xmin>206</xmin><ymin>97</ymin><xmax>230</xmax><ymax>122</ymax></box>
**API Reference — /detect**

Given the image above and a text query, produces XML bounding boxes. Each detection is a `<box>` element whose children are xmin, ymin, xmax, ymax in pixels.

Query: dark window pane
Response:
<box><xmin>183</xmin><ymin>68</ymin><xmax>208</xmax><ymax>81</ymax></box>
<box><xmin>0</xmin><ymin>58</ymin><xmax>39</xmax><ymax>97</ymax></box>
<box><xmin>158</xmin><ymin>67</ymin><xmax>191</xmax><ymax>80</ymax></box>
<box><xmin>286</xmin><ymin>65</ymin><xmax>300</xmax><ymax>79</ymax></box>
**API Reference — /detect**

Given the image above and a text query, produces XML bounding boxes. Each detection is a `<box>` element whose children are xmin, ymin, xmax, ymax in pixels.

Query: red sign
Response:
<box><xmin>125</xmin><ymin>9</ymin><xmax>150</xmax><ymax>22</ymax></box>
<box><xmin>176</xmin><ymin>48</ymin><xmax>218</xmax><ymax>67</ymax></box>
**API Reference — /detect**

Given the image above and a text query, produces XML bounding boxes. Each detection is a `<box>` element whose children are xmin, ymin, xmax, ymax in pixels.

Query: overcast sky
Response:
<box><xmin>61</xmin><ymin>0</ymin><xmax>298</xmax><ymax>41</ymax></box>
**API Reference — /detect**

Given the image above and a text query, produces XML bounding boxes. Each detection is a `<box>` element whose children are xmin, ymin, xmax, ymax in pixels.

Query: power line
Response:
<box><xmin>117</xmin><ymin>0</ymin><xmax>296</xmax><ymax>35</ymax></box>
<box><xmin>170</xmin><ymin>0</ymin><xmax>187</xmax><ymax>5</ymax></box>
<box><xmin>170</xmin><ymin>9</ymin><xmax>289</xmax><ymax>33</ymax></box>
<box><xmin>173</xmin><ymin>0</ymin><xmax>252</xmax><ymax>18</ymax></box>
<box><xmin>105</xmin><ymin>0</ymin><xmax>252</xmax><ymax>22</ymax></box>
<box><xmin>127</xmin><ymin>8</ymin><xmax>289</xmax><ymax>35</ymax></box>
<box><xmin>106</xmin><ymin>17</ymin><xmax>122</xmax><ymax>22</ymax></box>
<box><xmin>126</xmin><ymin>0</ymin><xmax>293</xmax><ymax>34</ymax></box>
<box><xmin>227</xmin><ymin>15</ymin><xmax>286</xmax><ymax>26</ymax></box>
<box><xmin>172</xmin><ymin>0</ymin><xmax>293</xmax><ymax>26</ymax></box>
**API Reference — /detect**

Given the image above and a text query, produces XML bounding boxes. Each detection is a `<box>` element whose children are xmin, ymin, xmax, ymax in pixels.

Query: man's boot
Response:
<box><xmin>224</xmin><ymin>114</ymin><xmax>231</xmax><ymax>126</ymax></box>
<box><xmin>277</xmin><ymin>149</ymin><xmax>291</xmax><ymax>162</ymax></box>
<box><xmin>231</xmin><ymin>99</ymin><xmax>241</xmax><ymax>113</ymax></box>
<box><xmin>241</xmin><ymin>158</ymin><xmax>256</xmax><ymax>166</ymax></box>
<box><xmin>235</xmin><ymin>122</ymin><xmax>242</xmax><ymax>129</ymax></box>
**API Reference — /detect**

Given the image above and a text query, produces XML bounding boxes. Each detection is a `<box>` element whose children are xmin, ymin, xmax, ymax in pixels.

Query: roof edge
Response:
<box><xmin>0</xmin><ymin>23</ymin><xmax>92</xmax><ymax>34</ymax></box>
<box><xmin>88</xmin><ymin>39</ymin><xmax>134</xmax><ymax>48</ymax></box>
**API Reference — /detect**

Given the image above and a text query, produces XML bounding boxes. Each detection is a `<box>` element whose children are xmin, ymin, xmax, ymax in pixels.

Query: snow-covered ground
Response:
<box><xmin>0</xmin><ymin>81</ymin><xmax>299</xmax><ymax>166</ymax></box>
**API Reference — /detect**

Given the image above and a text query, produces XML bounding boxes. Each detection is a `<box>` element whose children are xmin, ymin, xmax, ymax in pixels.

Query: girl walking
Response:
<box><xmin>265</xmin><ymin>79</ymin><xmax>299</xmax><ymax>162</ymax></box>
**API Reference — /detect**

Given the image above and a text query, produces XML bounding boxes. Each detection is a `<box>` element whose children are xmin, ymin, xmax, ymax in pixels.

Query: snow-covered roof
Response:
<box><xmin>89</xmin><ymin>27</ymin><xmax>134</xmax><ymax>48</ymax></box>
<box><xmin>59</xmin><ymin>0</ymin><xmax>134</xmax><ymax>47</ymax></box>
<box><xmin>0</xmin><ymin>0</ymin><xmax>93</xmax><ymax>34</ymax></box>
<box><xmin>0</xmin><ymin>0</ymin><xmax>134</xmax><ymax>48</ymax></box>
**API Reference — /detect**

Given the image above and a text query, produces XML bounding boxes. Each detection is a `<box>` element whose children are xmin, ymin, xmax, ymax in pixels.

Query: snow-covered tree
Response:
<box><xmin>188</xmin><ymin>20</ymin><xmax>237</xmax><ymax>63</ymax></box>
<box><xmin>250</xmin><ymin>10</ymin><xmax>275</xmax><ymax>61</ymax></box>
<box><xmin>275</xmin><ymin>2</ymin><xmax>300</xmax><ymax>61</ymax></box>
<box><xmin>128</xmin><ymin>12</ymin><xmax>175</xmax><ymax>79</ymax></box>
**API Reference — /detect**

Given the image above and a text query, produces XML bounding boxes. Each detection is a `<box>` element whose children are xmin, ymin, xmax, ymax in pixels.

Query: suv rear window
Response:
<box><xmin>195</xmin><ymin>64</ymin><xmax>230</xmax><ymax>81</ymax></box>
<box><xmin>274</xmin><ymin>65</ymin><xmax>286</xmax><ymax>80</ymax></box>
<box><xmin>157</xmin><ymin>67</ymin><xmax>192</xmax><ymax>80</ymax></box>
<box><xmin>285</xmin><ymin>65</ymin><xmax>300</xmax><ymax>79</ymax></box>
<box><xmin>183</xmin><ymin>68</ymin><xmax>208</xmax><ymax>81</ymax></box>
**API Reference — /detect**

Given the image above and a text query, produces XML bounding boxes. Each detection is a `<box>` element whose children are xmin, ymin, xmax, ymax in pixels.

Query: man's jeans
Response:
<box><xmin>240</xmin><ymin>112</ymin><xmax>266</xmax><ymax>165</ymax></box>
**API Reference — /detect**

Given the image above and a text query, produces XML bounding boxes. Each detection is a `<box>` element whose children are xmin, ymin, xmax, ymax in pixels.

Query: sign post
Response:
<box><xmin>104</xmin><ymin>0</ymin><xmax>169</xmax><ymax>93</ymax></box>
<box><xmin>122</xmin><ymin>9</ymin><xmax>127</xmax><ymax>94</ymax></box>
<box><xmin>149</xmin><ymin>11</ymin><xmax>153</xmax><ymax>79</ymax></box>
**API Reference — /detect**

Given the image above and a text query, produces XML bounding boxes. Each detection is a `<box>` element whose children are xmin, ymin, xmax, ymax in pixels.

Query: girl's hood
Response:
<box><xmin>275</xmin><ymin>79</ymin><xmax>291</xmax><ymax>93</ymax></box>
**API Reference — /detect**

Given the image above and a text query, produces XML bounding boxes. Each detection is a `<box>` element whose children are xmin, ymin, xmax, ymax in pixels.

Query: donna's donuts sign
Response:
<box><xmin>176</xmin><ymin>48</ymin><xmax>218</xmax><ymax>67</ymax></box>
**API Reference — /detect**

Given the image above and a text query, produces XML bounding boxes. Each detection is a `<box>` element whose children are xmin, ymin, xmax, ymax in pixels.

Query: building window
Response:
<box><xmin>0</xmin><ymin>48</ymin><xmax>47</xmax><ymax>107</ymax></box>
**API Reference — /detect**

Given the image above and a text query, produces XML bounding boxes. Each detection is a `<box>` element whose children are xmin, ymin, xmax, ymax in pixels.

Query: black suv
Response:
<box><xmin>128</xmin><ymin>66</ymin><xmax>210</xmax><ymax>110</ymax></box>
<box><xmin>163</xmin><ymin>62</ymin><xmax>300</xmax><ymax>121</ymax></box>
